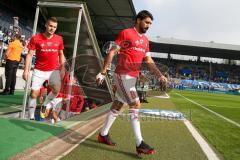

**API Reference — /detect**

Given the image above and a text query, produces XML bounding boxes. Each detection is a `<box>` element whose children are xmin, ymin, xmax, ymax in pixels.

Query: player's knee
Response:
<box><xmin>129</xmin><ymin>100</ymin><xmax>141</xmax><ymax>109</ymax></box>
<box><xmin>52</xmin><ymin>90</ymin><xmax>59</xmax><ymax>95</ymax></box>
<box><xmin>31</xmin><ymin>91</ymin><xmax>39</xmax><ymax>99</ymax></box>
<box><xmin>50</xmin><ymin>85</ymin><xmax>60</xmax><ymax>94</ymax></box>
<box><xmin>111</xmin><ymin>100</ymin><xmax>123</xmax><ymax>111</ymax></box>
<box><xmin>45</xmin><ymin>109</ymin><xmax>50</xmax><ymax>117</ymax></box>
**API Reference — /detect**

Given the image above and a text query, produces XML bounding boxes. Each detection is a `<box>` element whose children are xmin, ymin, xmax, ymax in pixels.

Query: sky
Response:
<box><xmin>132</xmin><ymin>0</ymin><xmax>240</xmax><ymax>45</ymax></box>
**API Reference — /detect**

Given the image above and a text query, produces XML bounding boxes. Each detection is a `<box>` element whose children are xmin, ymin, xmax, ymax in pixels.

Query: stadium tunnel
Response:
<box><xmin>15</xmin><ymin>0</ymin><xmax>137</xmax><ymax>116</ymax></box>
<box><xmin>33</xmin><ymin>0</ymin><xmax>135</xmax><ymax>104</ymax></box>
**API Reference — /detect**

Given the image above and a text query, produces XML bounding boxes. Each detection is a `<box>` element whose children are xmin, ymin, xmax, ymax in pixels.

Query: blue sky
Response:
<box><xmin>132</xmin><ymin>0</ymin><xmax>240</xmax><ymax>45</ymax></box>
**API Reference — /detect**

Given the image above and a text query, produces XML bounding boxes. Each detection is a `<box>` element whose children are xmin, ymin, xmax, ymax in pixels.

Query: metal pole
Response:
<box><xmin>0</xmin><ymin>42</ymin><xmax>4</xmax><ymax>66</ymax></box>
<box><xmin>66</xmin><ymin>6</ymin><xmax>83</xmax><ymax>114</ymax></box>
<box><xmin>82</xmin><ymin>5</ymin><xmax>114</xmax><ymax>100</ymax></box>
<box><xmin>38</xmin><ymin>1</ymin><xmax>82</xmax><ymax>8</ymax></box>
<box><xmin>82</xmin><ymin>6</ymin><xmax>101</xmax><ymax>65</ymax></box>
<box><xmin>21</xmin><ymin>5</ymin><xmax>40</xmax><ymax>119</ymax></box>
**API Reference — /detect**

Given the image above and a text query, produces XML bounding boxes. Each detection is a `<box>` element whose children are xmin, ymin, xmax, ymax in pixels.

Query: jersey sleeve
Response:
<box><xmin>145</xmin><ymin>40</ymin><xmax>151</xmax><ymax>57</ymax></box>
<box><xmin>59</xmin><ymin>36</ymin><xmax>64</xmax><ymax>50</ymax></box>
<box><xmin>115</xmin><ymin>30</ymin><xmax>125</xmax><ymax>46</ymax></box>
<box><xmin>27</xmin><ymin>36</ymin><xmax>36</xmax><ymax>50</ymax></box>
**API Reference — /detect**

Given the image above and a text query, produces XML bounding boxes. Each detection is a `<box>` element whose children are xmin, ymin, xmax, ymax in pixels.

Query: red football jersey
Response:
<box><xmin>114</xmin><ymin>28</ymin><xmax>150</xmax><ymax>77</ymax></box>
<box><xmin>27</xmin><ymin>33</ymin><xmax>64</xmax><ymax>71</ymax></box>
<box><xmin>61</xmin><ymin>84</ymin><xmax>85</xmax><ymax>113</ymax></box>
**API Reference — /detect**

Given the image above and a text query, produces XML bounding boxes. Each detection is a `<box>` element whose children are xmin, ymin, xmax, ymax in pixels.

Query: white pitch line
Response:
<box><xmin>175</xmin><ymin>93</ymin><xmax>240</xmax><ymax>128</ymax></box>
<box><xmin>154</xmin><ymin>92</ymin><xmax>170</xmax><ymax>98</ymax></box>
<box><xmin>184</xmin><ymin>119</ymin><xmax>219</xmax><ymax>160</ymax></box>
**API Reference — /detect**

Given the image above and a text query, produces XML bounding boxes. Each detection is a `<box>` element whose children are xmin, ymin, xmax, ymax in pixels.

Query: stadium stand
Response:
<box><xmin>151</xmin><ymin>57</ymin><xmax>240</xmax><ymax>94</ymax></box>
<box><xmin>153</xmin><ymin>58</ymin><xmax>240</xmax><ymax>83</ymax></box>
<box><xmin>0</xmin><ymin>7</ymin><xmax>32</xmax><ymax>38</ymax></box>
<box><xmin>0</xmin><ymin>6</ymin><xmax>32</xmax><ymax>68</ymax></box>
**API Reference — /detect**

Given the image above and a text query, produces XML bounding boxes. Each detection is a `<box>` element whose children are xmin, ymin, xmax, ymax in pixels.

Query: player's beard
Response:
<box><xmin>49</xmin><ymin>29</ymin><xmax>55</xmax><ymax>35</ymax></box>
<box><xmin>140</xmin><ymin>26</ymin><xmax>149</xmax><ymax>34</ymax></box>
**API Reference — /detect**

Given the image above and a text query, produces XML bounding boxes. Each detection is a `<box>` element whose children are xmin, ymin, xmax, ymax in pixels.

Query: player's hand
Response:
<box><xmin>96</xmin><ymin>73</ymin><xmax>106</xmax><ymax>86</ymax></box>
<box><xmin>22</xmin><ymin>70</ymin><xmax>29</xmax><ymax>81</ymax></box>
<box><xmin>39</xmin><ymin>97</ymin><xmax>44</xmax><ymax>104</ymax></box>
<box><xmin>159</xmin><ymin>75</ymin><xmax>167</xmax><ymax>82</ymax></box>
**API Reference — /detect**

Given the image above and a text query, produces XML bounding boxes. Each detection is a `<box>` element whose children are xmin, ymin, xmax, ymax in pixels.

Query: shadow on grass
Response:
<box><xmin>9</xmin><ymin>118</ymin><xmax>65</xmax><ymax>135</ymax></box>
<box><xmin>81</xmin><ymin>138</ymin><xmax>140</xmax><ymax>159</ymax></box>
<box><xmin>0</xmin><ymin>94</ymin><xmax>24</xmax><ymax>108</ymax></box>
<box><xmin>0</xmin><ymin>118</ymin><xmax>65</xmax><ymax>159</ymax></box>
<box><xmin>8</xmin><ymin>119</ymin><xmax>140</xmax><ymax>159</ymax></box>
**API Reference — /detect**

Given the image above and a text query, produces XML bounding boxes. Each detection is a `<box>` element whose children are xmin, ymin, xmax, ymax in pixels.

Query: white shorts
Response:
<box><xmin>46</xmin><ymin>97</ymin><xmax>62</xmax><ymax>111</ymax></box>
<box><xmin>31</xmin><ymin>69</ymin><xmax>61</xmax><ymax>90</ymax></box>
<box><xmin>113</xmin><ymin>73</ymin><xmax>139</xmax><ymax>105</ymax></box>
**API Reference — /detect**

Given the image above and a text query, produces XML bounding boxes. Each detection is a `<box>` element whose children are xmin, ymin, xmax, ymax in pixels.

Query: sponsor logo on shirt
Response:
<box><xmin>47</xmin><ymin>42</ymin><xmax>53</xmax><ymax>46</ymax></box>
<box><xmin>132</xmin><ymin>47</ymin><xmax>145</xmax><ymax>53</ymax></box>
<box><xmin>40</xmin><ymin>49</ymin><xmax>58</xmax><ymax>52</ymax></box>
<box><xmin>135</xmin><ymin>40</ymin><xmax>140</xmax><ymax>46</ymax></box>
<box><xmin>135</xmin><ymin>39</ymin><xmax>144</xmax><ymax>46</ymax></box>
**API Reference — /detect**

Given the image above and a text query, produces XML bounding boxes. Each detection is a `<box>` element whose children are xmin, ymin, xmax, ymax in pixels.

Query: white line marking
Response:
<box><xmin>184</xmin><ymin>119</ymin><xmax>219</xmax><ymax>160</ymax></box>
<box><xmin>175</xmin><ymin>93</ymin><xmax>240</xmax><ymax>128</ymax></box>
<box><xmin>154</xmin><ymin>92</ymin><xmax>170</xmax><ymax>98</ymax></box>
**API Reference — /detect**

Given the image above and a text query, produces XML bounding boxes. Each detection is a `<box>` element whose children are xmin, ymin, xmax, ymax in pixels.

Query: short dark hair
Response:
<box><xmin>14</xmin><ymin>33</ymin><xmax>21</xmax><ymax>39</ymax></box>
<box><xmin>47</xmin><ymin>17</ymin><xmax>58</xmax><ymax>23</ymax></box>
<box><xmin>135</xmin><ymin>10</ymin><xmax>153</xmax><ymax>22</ymax></box>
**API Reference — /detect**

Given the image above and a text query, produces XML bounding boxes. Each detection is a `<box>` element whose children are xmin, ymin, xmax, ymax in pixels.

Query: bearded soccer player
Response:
<box><xmin>96</xmin><ymin>10</ymin><xmax>167</xmax><ymax>155</ymax></box>
<box><xmin>23</xmin><ymin>17</ymin><xmax>65</xmax><ymax>120</ymax></box>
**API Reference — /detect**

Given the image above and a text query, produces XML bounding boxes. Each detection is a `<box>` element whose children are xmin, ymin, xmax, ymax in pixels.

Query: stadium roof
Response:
<box><xmin>0</xmin><ymin>0</ymin><xmax>136</xmax><ymax>43</ymax></box>
<box><xmin>150</xmin><ymin>37</ymin><xmax>240</xmax><ymax>60</ymax></box>
<box><xmin>86</xmin><ymin>0</ymin><xmax>136</xmax><ymax>43</ymax></box>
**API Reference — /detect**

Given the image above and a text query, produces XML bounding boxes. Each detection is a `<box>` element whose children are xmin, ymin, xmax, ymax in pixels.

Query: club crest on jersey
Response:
<box><xmin>120</xmin><ymin>40</ymin><xmax>132</xmax><ymax>50</ymax></box>
<box><xmin>40</xmin><ymin>43</ymin><xmax>45</xmax><ymax>47</ymax></box>
<box><xmin>140</xmin><ymin>39</ymin><xmax>144</xmax><ymax>44</ymax></box>
<box><xmin>135</xmin><ymin>40</ymin><xmax>140</xmax><ymax>46</ymax></box>
<box><xmin>47</xmin><ymin>42</ymin><xmax>53</xmax><ymax>46</ymax></box>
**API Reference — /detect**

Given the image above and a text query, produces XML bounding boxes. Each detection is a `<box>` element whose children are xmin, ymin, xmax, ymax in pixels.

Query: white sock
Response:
<box><xmin>101</xmin><ymin>109</ymin><xmax>119</xmax><ymax>136</ymax></box>
<box><xmin>28</xmin><ymin>97</ymin><xmax>37</xmax><ymax>119</ymax></box>
<box><xmin>129</xmin><ymin>109</ymin><xmax>143</xmax><ymax>146</ymax></box>
<box><xmin>43</xmin><ymin>91</ymin><xmax>57</xmax><ymax>106</ymax></box>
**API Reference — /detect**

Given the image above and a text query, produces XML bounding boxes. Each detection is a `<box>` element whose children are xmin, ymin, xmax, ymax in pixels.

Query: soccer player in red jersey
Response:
<box><xmin>59</xmin><ymin>73</ymin><xmax>85</xmax><ymax>119</ymax></box>
<box><xmin>22</xmin><ymin>17</ymin><xmax>65</xmax><ymax>120</ymax></box>
<box><xmin>96</xmin><ymin>10</ymin><xmax>167</xmax><ymax>155</ymax></box>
